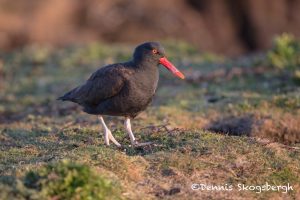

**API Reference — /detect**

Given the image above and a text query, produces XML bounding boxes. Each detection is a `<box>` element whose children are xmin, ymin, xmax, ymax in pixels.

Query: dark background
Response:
<box><xmin>1</xmin><ymin>0</ymin><xmax>300</xmax><ymax>55</ymax></box>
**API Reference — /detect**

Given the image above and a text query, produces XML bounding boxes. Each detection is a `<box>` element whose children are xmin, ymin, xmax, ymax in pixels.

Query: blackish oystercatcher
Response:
<box><xmin>58</xmin><ymin>42</ymin><xmax>185</xmax><ymax>147</ymax></box>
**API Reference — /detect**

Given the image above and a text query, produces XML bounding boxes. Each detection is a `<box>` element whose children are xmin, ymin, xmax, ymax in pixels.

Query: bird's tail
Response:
<box><xmin>57</xmin><ymin>86</ymin><xmax>82</xmax><ymax>103</ymax></box>
<box><xmin>57</xmin><ymin>90</ymin><xmax>73</xmax><ymax>101</ymax></box>
<box><xmin>57</xmin><ymin>96</ymin><xmax>67</xmax><ymax>101</ymax></box>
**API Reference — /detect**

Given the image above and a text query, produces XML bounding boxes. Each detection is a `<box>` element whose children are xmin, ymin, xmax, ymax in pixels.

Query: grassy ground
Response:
<box><xmin>0</xmin><ymin>41</ymin><xmax>300</xmax><ymax>199</ymax></box>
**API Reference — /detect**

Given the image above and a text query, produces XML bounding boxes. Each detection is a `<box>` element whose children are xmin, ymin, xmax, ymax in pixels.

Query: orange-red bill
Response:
<box><xmin>159</xmin><ymin>57</ymin><xmax>185</xmax><ymax>79</ymax></box>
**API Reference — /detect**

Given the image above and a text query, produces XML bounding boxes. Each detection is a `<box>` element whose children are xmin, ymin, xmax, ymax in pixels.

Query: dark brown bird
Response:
<box><xmin>58</xmin><ymin>42</ymin><xmax>185</xmax><ymax>147</ymax></box>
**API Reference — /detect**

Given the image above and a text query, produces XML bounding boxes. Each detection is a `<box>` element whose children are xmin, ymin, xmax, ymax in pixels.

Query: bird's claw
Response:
<box><xmin>131</xmin><ymin>140</ymin><xmax>153</xmax><ymax>147</ymax></box>
<box><xmin>105</xmin><ymin>142</ymin><xmax>122</xmax><ymax>148</ymax></box>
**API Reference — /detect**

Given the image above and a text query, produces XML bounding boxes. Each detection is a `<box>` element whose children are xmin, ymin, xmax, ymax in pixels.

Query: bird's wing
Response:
<box><xmin>62</xmin><ymin>64</ymin><xmax>132</xmax><ymax>105</ymax></box>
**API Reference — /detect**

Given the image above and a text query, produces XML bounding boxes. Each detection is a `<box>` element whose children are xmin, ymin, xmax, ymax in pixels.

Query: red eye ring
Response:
<box><xmin>152</xmin><ymin>49</ymin><xmax>158</xmax><ymax>54</ymax></box>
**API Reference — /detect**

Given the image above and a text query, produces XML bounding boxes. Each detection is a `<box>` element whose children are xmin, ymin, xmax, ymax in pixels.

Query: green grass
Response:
<box><xmin>0</xmin><ymin>40</ymin><xmax>300</xmax><ymax>199</ymax></box>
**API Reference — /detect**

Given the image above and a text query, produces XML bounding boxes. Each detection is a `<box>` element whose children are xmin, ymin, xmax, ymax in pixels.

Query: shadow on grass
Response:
<box><xmin>206</xmin><ymin>115</ymin><xmax>255</xmax><ymax>136</ymax></box>
<box><xmin>121</xmin><ymin>128</ymin><xmax>211</xmax><ymax>156</ymax></box>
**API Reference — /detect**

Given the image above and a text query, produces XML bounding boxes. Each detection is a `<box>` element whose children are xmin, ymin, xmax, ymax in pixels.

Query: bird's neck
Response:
<box><xmin>133</xmin><ymin>58</ymin><xmax>159</xmax><ymax>71</ymax></box>
<box><xmin>131</xmin><ymin>59</ymin><xmax>159</xmax><ymax>85</ymax></box>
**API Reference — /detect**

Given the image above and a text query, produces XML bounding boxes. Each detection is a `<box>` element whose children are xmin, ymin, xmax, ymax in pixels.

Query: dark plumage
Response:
<box><xmin>58</xmin><ymin>42</ymin><xmax>184</xmax><ymax>147</ymax></box>
<box><xmin>58</xmin><ymin>61</ymin><xmax>158</xmax><ymax>118</ymax></box>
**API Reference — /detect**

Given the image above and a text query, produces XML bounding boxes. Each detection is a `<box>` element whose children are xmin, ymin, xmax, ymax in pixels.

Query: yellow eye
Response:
<box><xmin>152</xmin><ymin>49</ymin><xmax>158</xmax><ymax>54</ymax></box>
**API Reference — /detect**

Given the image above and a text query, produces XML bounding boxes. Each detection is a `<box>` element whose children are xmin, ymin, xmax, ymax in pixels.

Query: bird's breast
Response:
<box><xmin>125</xmin><ymin>68</ymin><xmax>159</xmax><ymax>105</ymax></box>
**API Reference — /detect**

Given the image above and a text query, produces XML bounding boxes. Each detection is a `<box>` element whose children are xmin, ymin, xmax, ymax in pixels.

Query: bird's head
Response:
<box><xmin>133</xmin><ymin>42</ymin><xmax>185</xmax><ymax>79</ymax></box>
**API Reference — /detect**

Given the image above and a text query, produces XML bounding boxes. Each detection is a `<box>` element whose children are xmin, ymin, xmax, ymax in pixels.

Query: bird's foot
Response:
<box><xmin>109</xmin><ymin>132</ymin><xmax>122</xmax><ymax>148</ymax></box>
<box><xmin>103</xmin><ymin>132</ymin><xmax>109</xmax><ymax>145</ymax></box>
<box><xmin>130</xmin><ymin>140</ymin><xmax>153</xmax><ymax>147</ymax></box>
<box><xmin>104</xmin><ymin>129</ymin><xmax>122</xmax><ymax>147</ymax></box>
<box><xmin>104</xmin><ymin>137</ymin><xmax>110</xmax><ymax>146</ymax></box>
<box><xmin>105</xmin><ymin>142</ymin><xmax>122</xmax><ymax>149</ymax></box>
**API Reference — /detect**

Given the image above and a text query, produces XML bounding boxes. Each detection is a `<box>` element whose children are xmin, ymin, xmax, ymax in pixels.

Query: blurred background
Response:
<box><xmin>1</xmin><ymin>0</ymin><xmax>300</xmax><ymax>55</ymax></box>
<box><xmin>1</xmin><ymin>1</ymin><xmax>300</xmax><ymax>199</ymax></box>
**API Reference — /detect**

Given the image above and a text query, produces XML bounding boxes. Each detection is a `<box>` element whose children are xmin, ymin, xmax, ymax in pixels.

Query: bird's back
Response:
<box><xmin>58</xmin><ymin>63</ymin><xmax>133</xmax><ymax>106</ymax></box>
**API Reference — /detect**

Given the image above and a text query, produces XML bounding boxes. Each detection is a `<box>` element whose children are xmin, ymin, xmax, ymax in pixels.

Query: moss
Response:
<box><xmin>267</xmin><ymin>33</ymin><xmax>300</xmax><ymax>69</ymax></box>
<box><xmin>24</xmin><ymin>160</ymin><xmax>121</xmax><ymax>200</ymax></box>
<box><xmin>269</xmin><ymin>168</ymin><xmax>299</xmax><ymax>185</ymax></box>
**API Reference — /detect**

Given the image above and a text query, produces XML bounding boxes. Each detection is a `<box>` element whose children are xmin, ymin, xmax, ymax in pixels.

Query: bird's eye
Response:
<box><xmin>152</xmin><ymin>49</ymin><xmax>158</xmax><ymax>54</ymax></box>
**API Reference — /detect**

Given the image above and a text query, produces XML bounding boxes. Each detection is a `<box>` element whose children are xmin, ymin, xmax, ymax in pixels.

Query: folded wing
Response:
<box><xmin>58</xmin><ymin>64</ymin><xmax>130</xmax><ymax>106</ymax></box>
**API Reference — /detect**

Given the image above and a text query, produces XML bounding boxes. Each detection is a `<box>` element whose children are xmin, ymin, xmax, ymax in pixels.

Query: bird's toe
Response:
<box><xmin>132</xmin><ymin>141</ymin><xmax>153</xmax><ymax>147</ymax></box>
